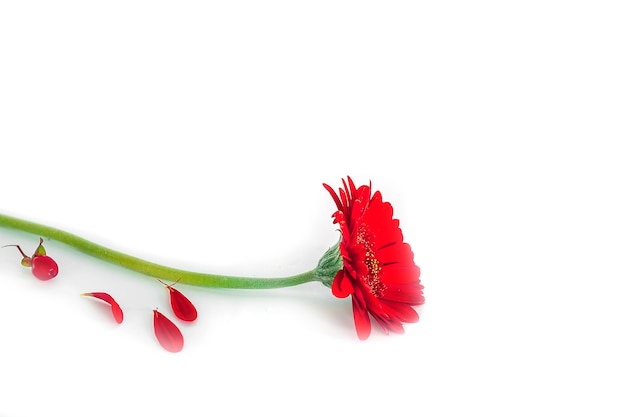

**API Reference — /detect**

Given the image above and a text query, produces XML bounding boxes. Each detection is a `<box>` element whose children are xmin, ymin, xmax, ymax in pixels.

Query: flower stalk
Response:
<box><xmin>0</xmin><ymin>213</ymin><xmax>327</xmax><ymax>289</ymax></box>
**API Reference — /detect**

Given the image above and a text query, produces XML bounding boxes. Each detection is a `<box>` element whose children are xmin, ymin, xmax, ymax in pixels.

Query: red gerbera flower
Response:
<box><xmin>323</xmin><ymin>177</ymin><xmax>424</xmax><ymax>340</ymax></box>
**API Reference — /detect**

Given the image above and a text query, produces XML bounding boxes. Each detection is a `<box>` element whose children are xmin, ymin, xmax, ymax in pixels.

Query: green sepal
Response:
<box><xmin>314</xmin><ymin>239</ymin><xmax>343</xmax><ymax>288</ymax></box>
<box><xmin>34</xmin><ymin>237</ymin><xmax>46</xmax><ymax>257</ymax></box>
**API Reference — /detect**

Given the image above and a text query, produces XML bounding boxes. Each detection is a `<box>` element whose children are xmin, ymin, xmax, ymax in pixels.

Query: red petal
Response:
<box><xmin>339</xmin><ymin>187</ymin><xmax>349</xmax><ymax>213</ymax></box>
<box><xmin>372</xmin><ymin>313</ymin><xmax>405</xmax><ymax>334</ymax></box>
<box><xmin>153</xmin><ymin>310</ymin><xmax>184</xmax><ymax>353</ymax></box>
<box><xmin>380</xmin><ymin>263</ymin><xmax>421</xmax><ymax>284</ymax></box>
<box><xmin>377</xmin><ymin>242</ymin><xmax>415</xmax><ymax>266</ymax></box>
<box><xmin>331</xmin><ymin>270</ymin><xmax>353</xmax><ymax>298</ymax></box>
<box><xmin>323</xmin><ymin>183</ymin><xmax>343</xmax><ymax>211</ymax></box>
<box><xmin>382</xmin><ymin>283</ymin><xmax>425</xmax><ymax>305</ymax></box>
<box><xmin>81</xmin><ymin>292</ymin><xmax>124</xmax><ymax>324</ymax></box>
<box><xmin>380</xmin><ymin>300</ymin><xmax>420</xmax><ymax>323</ymax></box>
<box><xmin>351</xmin><ymin>293</ymin><xmax>372</xmax><ymax>340</ymax></box>
<box><xmin>168</xmin><ymin>286</ymin><xmax>198</xmax><ymax>322</ymax></box>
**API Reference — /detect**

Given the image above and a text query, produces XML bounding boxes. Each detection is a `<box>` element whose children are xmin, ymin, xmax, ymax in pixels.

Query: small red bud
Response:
<box><xmin>3</xmin><ymin>237</ymin><xmax>58</xmax><ymax>280</ymax></box>
<box><xmin>31</xmin><ymin>255</ymin><xmax>59</xmax><ymax>280</ymax></box>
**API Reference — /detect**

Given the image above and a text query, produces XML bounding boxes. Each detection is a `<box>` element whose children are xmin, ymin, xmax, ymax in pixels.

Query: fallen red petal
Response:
<box><xmin>153</xmin><ymin>310</ymin><xmax>184</xmax><ymax>353</ymax></box>
<box><xmin>159</xmin><ymin>280</ymin><xmax>197</xmax><ymax>322</ymax></box>
<box><xmin>81</xmin><ymin>292</ymin><xmax>124</xmax><ymax>323</ymax></box>
<box><xmin>168</xmin><ymin>286</ymin><xmax>198</xmax><ymax>322</ymax></box>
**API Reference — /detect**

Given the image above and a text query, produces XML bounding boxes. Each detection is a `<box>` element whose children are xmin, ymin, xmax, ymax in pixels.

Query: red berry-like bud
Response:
<box><xmin>31</xmin><ymin>255</ymin><xmax>59</xmax><ymax>280</ymax></box>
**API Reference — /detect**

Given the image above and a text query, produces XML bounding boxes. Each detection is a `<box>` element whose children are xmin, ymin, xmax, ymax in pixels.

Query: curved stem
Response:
<box><xmin>0</xmin><ymin>213</ymin><xmax>318</xmax><ymax>289</ymax></box>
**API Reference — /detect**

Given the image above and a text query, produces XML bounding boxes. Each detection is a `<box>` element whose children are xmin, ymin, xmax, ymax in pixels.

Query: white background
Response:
<box><xmin>1</xmin><ymin>1</ymin><xmax>625</xmax><ymax>416</ymax></box>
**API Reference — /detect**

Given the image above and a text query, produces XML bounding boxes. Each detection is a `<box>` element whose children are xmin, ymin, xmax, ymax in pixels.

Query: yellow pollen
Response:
<box><xmin>357</xmin><ymin>225</ymin><xmax>386</xmax><ymax>297</ymax></box>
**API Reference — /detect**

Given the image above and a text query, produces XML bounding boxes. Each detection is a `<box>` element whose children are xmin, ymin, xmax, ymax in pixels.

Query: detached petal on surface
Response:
<box><xmin>159</xmin><ymin>280</ymin><xmax>198</xmax><ymax>322</ymax></box>
<box><xmin>81</xmin><ymin>292</ymin><xmax>124</xmax><ymax>324</ymax></box>
<box><xmin>153</xmin><ymin>310</ymin><xmax>184</xmax><ymax>353</ymax></box>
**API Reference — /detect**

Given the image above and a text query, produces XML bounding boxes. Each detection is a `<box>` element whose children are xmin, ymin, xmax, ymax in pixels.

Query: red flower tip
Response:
<box><xmin>153</xmin><ymin>309</ymin><xmax>184</xmax><ymax>353</ymax></box>
<box><xmin>31</xmin><ymin>255</ymin><xmax>59</xmax><ymax>280</ymax></box>
<box><xmin>81</xmin><ymin>292</ymin><xmax>124</xmax><ymax>324</ymax></box>
<box><xmin>324</xmin><ymin>177</ymin><xmax>424</xmax><ymax>340</ymax></box>
<box><xmin>158</xmin><ymin>279</ymin><xmax>198</xmax><ymax>322</ymax></box>
<box><xmin>3</xmin><ymin>237</ymin><xmax>59</xmax><ymax>280</ymax></box>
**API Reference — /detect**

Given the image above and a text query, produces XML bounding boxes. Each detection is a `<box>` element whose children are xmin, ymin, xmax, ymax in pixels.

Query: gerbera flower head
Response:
<box><xmin>323</xmin><ymin>177</ymin><xmax>424</xmax><ymax>340</ymax></box>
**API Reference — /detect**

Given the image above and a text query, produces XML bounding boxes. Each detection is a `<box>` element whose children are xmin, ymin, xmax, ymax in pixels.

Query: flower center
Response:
<box><xmin>357</xmin><ymin>225</ymin><xmax>386</xmax><ymax>297</ymax></box>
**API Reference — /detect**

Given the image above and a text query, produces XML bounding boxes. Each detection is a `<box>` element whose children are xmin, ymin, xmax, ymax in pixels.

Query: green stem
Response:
<box><xmin>0</xmin><ymin>213</ymin><xmax>318</xmax><ymax>289</ymax></box>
